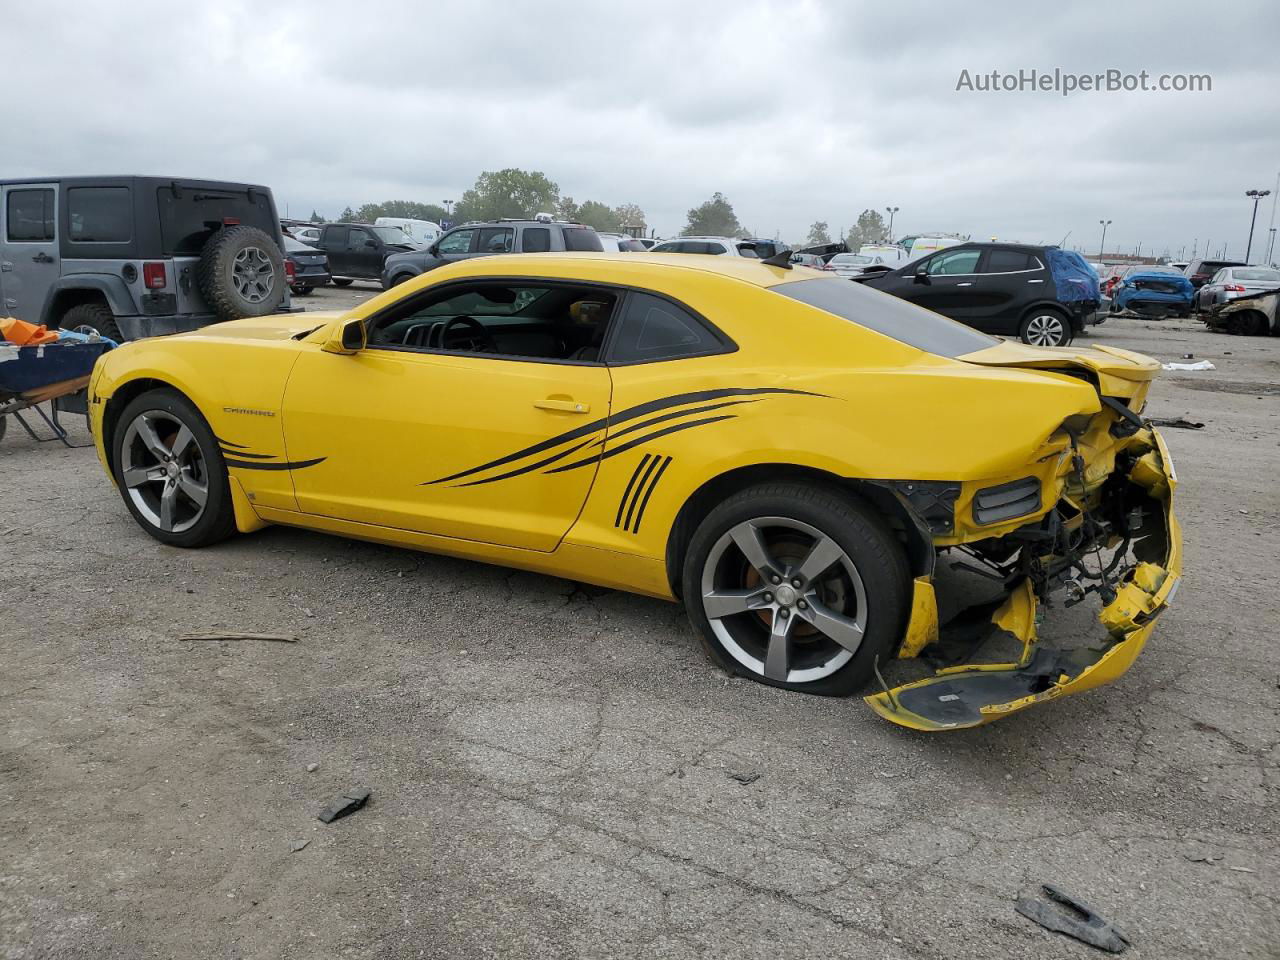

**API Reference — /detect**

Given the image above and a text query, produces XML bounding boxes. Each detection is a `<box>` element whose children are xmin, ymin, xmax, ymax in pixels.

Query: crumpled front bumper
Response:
<box><xmin>865</xmin><ymin>428</ymin><xmax>1181</xmax><ymax>731</ymax></box>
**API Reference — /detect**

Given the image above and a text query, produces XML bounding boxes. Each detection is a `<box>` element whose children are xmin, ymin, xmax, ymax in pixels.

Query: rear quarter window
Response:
<box><xmin>772</xmin><ymin>277</ymin><xmax>999</xmax><ymax>358</ymax></box>
<box><xmin>562</xmin><ymin>227</ymin><xmax>603</xmax><ymax>252</ymax></box>
<box><xmin>67</xmin><ymin>186</ymin><xmax>132</xmax><ymax>243</ymax></box>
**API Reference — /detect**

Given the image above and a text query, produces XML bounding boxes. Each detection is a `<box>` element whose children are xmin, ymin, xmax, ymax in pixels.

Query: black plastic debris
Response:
<box><xmin>317</xmin><ymin>788</ymin><xmax>371</xmax><ymax>824</ymax></box>
<box><xmin>1016</xmin><ymin>883</ymin><xmax>1131</xmax><ymax>953</ymax></box>
<box><xmin>1147</xmin><ymin>417</ymin><xmax>1204</xmax><ymax>430</ymax></box>
<box><xmin>728</xmin><ymin>772</ymin><xmax>760</xmax><ymax>785</ymax></box>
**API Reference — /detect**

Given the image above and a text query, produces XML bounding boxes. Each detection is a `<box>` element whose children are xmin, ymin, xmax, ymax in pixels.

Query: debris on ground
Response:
<box><xmin>1147</xmin><ymin>417</ymin><xmax>1205</xmax><ymax>429</ymax></box>
<box><xmin>306</xmin><ymin>763</ymin><xmax>319</xmax><ymax>773</ymax></box>
<box><xmin>1016</xmin><ymin>883</ymin><xmax>1131</xmax><ymax>953</ymax></box>
<box><xmin>290</xmin><ymin>838</ymin><xmax>311</xmax><ymax>853</ymax></box>
<box><xmin>728</xmin><ymin>772</ymin><xmax>760</xmax><ymax>785</ymax></box>
<box><xmin>1161</xmin><ymin>360</ymin><xmax>1215</xmax><ymax>371</ymax></box>
<box><xmin>317</xmin><ymin>788</ymin><xmax>371</xmax><ymax>823</ymax></box>
<box><xmin>177</xmin><ymin>633</ymin><xmax>299</xmax><ymax>643</ymax></box>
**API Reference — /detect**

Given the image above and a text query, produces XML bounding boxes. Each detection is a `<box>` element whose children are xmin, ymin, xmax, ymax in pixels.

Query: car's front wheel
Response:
<box><xmin>112</xmin><ymin>389</ymin><xmax>236</xmax><ymax>548</ymax></box>
<box><xmin>1019</xmin><ymin>308</ymin><xmax>1072</xmax><ymax>346</ymax></box>
<box><xmin>682</xmin><ymin>483</ymin><xmax>908</xmax><ymax>696</ymax></box>
<box><xmin>331</xmin><ymin>278</ymin><xmax>354</xmax><ymax>287</ymax></box>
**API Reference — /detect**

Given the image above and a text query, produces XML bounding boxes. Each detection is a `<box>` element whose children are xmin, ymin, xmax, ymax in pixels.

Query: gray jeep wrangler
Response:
<box><xmin>0</xmin><ymin>176</ymin><xmax>291</xmax><ymax>341</ymax></box>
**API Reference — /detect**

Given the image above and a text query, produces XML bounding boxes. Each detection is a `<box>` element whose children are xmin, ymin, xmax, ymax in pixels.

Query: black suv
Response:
<box><xmin>312</xmin><ymin>223</ymin><xmax>415</xmax><ymax>286</ymax></box>
<box><xmin>858</xmin><ymin>242</ymin><xmax>1100</xmax><ymax>346</ymax></box>
<box><xmin>0</xmin><ymin>176</ymin><xmax>291</xmax><ymax>341</ymax></box>
<box><xmin>380</xmin><ymin>219</ymin><xmax>603</xmax><ymax>288</ymax></box>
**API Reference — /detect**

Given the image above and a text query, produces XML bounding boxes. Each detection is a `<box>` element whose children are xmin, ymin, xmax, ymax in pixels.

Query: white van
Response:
<box><xmin>857</xmin><ymin>244</ymin><xmax>909</xmax><ymax>266</ymax></box>
<box><xmin>374</xmin><ymin>217</ymin><xmax>443</xmax><ymax>249</ymax></box>
<box><xmin>901</xmin><ymin>235</ymin><xmax>965</xmax><ymax>261</ymax></box>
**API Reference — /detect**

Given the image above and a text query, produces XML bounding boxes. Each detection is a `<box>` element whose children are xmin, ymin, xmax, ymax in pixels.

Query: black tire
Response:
<box><xmin>111</xmin><ymin>388</ymin><xmax>236</xmax><ymax>548</ymax></box>
<box><xmin>59</xmin><ymin>301</ymin><xmax>124</xmax><ymax>341</ymax></box>
<box><xmin>1019</xmin><ymin>308</ymin><xmax>1073</xmax><ymax>346</ymax></box>
<box><xmin>681</xmin><ymin>482</ymin><xmax>909</xmax><ymax>697</ymax></box>
<box><xmin>0</xmin><ymin>415</ymin><xmax>6</xmax><ymax>443</ymax></box>
<box><xmin>331</xmin><ymin>278</ymin><xmax>354</xmax><ymax>287</ymax></box>
<box><xmin>390</xmin><ymin>273</ymin><xmax>412</xmax><ymax>287</ymax></box>
<box><xmin>291</xmin><ymin>285</ymin><xmax>314</xmax><ymax>296</ymax></box>
<box><xmin>197</xmin><ymin>225</ymin><xmax>286</xmax><ymax>322</ymax></box>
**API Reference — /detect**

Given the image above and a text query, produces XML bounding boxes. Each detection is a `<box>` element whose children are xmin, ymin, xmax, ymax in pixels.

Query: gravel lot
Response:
<box><xmin>2</xmin><ymin>290</ymin><xmax>1277</xmax><ymax>959</ymax></box>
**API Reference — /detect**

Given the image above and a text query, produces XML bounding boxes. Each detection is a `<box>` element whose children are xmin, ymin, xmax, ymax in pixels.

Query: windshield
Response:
<box><xmin>372</xmin><ymin>226</ymin><xmax>410</xmax><ymax>243</ymax></box>
<box><xmin>1236</xmin><ymin>268</ymin><xmax>1280</xmax><ymax>282</ymax></box>
<box><xmin>832</xmin><ymin>254</ymin><xmax>872</xmax><ymax>265</ymax></box>
<box><xmin>771</xmin><ymin>277</ymin><xmax>999</xmax><ymax>358</ymax></box>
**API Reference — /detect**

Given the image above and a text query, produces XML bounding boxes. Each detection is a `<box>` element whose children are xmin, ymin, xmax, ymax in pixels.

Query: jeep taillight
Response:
<box><xmin>284</xmin><ymin>260</ymin><xmax>296</xmax><ymax>281</ymax></box>
<box><xmin>143</xmin><ymin>262</ymin><xmax>166</xmax><ymax>289</ymax></box>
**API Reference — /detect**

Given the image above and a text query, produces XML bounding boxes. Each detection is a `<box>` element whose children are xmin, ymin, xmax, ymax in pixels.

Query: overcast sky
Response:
<box><xmin>5</xmin><ymin>1</ymin><xmax>1279</xmax><ymax>259</ymax></box>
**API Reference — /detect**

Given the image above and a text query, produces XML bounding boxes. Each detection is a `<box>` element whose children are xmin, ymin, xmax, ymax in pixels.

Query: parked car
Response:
<box><xmin>823</xmin><ymin>252</ymin><xmax>884</xmax><ymax>278</ymax></box>
<box><xmin>1193</xmin><ymin>266</ymin><xmax>1280</xmax><ymax>311</ymax></box>
<box><xmin>597</xmin><ymin>232</ymin><xmax>648</xmax><ymax>252</ymax></box>
<box><xmin>381</xmin><ymin>219</ymin><xmax>603</xmax><ymax>288</ymax></box>
<box><xmin>375</xmin><ymin>217</ymin><xmax>442</xmax><ymax>249</ymax></box>
<box><xmin>858</xmin><ymin>244</ymin><xmax>910</xmax><ymax>267</ymax></box>
<box><xmin>788</xmin><ymin>253</ymin><xmax>826</xmax><ymax>270</ymax></box>
<box><xmin>858</xmin><ymin>242</ymin><xmax>1099</xmax><ymax>345</ymax></box>
<box><xmin>314</xmin><ymin>223</ymin><xmax>415</xmax><ymax>286</ymax></box>
<box><xmin>650</xmin><ymin>236</ymin><xmax>761</xmax><ymax>257</ymax></box>
<box><xmin>282</xmin><ymin>235</ymin><xmax>330</xmax><ymax>296</ymax></box>
<box><xmin>1111</xmin><ymin>268</ymin><xmax>1195</xmax><ymax>318</ymax></box>
<box><xmin>1185</xmin><ymin>257</ymin><xmax>1247</xmax><ymax>290</ymax></box>
<box><xmin>0</xmin><ymin>176</ymin><xmax>291</xmax><ymax>341</ymax></box>
<box><xmin>1203</xmin><ymin>288</ymin><xmax>1280</xmax><ymax>336</ymax></box>
<box><xmin>634</xmin><ymin>237</ymin><xmax>660</xmax><ymax>250</ymax></box>
<box><xmin>291</xmin><ymin>225</ymin><xmax>322</xmax><ymax>245</ymax></box>
<box><xmin>88</xmin><ymin>252</ymin><xmax>1178</xmax><ymax>731</ymax></box>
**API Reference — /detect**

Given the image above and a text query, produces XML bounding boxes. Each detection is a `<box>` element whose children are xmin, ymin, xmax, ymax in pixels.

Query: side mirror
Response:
<box><xmin>322</xmin><ymin>318</ymin><xmax>366</xmax><ymax>355</ymax></box>
<box><xmin>428</xmin><ymin>243</ymin><xmax>440</xmax><ymax>257</ymax></box>
<box><xmin>913</xmin><ymin>266</ymin><xmax>930</xmax><ymax>285</ymax></box>
<box><xmin>365</xmin><ymin>238</ymin><xmax>379</xmax><ymax>249</ymax></box>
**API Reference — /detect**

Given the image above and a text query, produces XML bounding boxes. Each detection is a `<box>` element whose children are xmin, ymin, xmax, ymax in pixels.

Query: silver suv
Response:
<box><xmin>0</xmin><ymin>176</ymin><xmax>291</xmax><ymax>341</ymax></box>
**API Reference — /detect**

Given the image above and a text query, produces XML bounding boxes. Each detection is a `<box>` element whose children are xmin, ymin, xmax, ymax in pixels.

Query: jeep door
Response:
<box><xmin>1</xmin><ymin>184</ymin><xmax>60</xmax><ymax>323</ymax></box>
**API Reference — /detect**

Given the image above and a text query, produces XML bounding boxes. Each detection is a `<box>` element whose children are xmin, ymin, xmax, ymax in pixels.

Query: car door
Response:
<box><xmin>899</xmin><ymin>247</ymin><xmax>984</xmax><ymax>319</ymax></box>
<box><xmin>433</xmin><ymin>227</ymin><xmax>479</xmax><ymax>265</ymax></box>
<box><xmin>975</xmin><ymin>247</ymin><xmax>1045</xmax><ymax>329</ymax></box>
<box><xmin>475</xmin><ymin>226</ymin><xmax>515</xmax><ymax>259</ymax></box>
<box><xmin>345</xmin><ymin>226</ymin><xmax>383</xmax><ymax>278</ymax></box>
<box><xmin>322</xmin><ymin>225</ymin><xmax>350</xmax><ymax>275</ymax></box>
<box><xmin>1</xmin><ymin>184</ymin><xmax>60</xmax><ymax>322</ymax></box>
<box><xmin>280</xmin><ymin>279</ymin><xmax>615</xmax><ymax>552</ymax></box>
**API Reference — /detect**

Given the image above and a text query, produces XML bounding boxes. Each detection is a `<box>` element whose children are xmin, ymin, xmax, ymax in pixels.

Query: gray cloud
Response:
<box><xmin>4</xmin><ymin>0</ymin><xmax>1278</xmax><ymax>258</ymax></box>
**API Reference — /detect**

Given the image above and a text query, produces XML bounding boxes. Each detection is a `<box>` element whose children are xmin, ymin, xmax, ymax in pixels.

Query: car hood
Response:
<box><xmin>958</xmin><ymin>340</ymin><xmax>1160</xmax><ymax>391</ymax></box>
<box><xmin>188</xmin><ymin>312</ymin><xmax>343</xmax><ymax>342</ymax></box>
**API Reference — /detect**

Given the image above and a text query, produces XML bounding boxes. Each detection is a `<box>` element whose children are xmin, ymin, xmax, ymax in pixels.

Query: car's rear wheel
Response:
<box><xmin>1020</xmin><ymin>309</ymin><xmax>1072</xmax><ymax>346</ymax></box>
<box><xmin>59</xmin><ymin>301</ymin><xmax>123</xmax><ymax>341</ymax></box>
<box><xmin>682</xmin><ymin>483</ymin><xmax>908</xmax><ymax>696</ymax></box>
<box><xmin>292</xmin><ymin>285</ymin><xmax>314</xmax><ymax>296</ymax></box>
<box><xmin>332</xmin><ymin>278</ymin><xmax>354</xmax><ymax>287</ymax></box>
<box><xmin>112</xmin><ymin>389</ymin><xmax>236</xmax><ymax>548</ymax></box>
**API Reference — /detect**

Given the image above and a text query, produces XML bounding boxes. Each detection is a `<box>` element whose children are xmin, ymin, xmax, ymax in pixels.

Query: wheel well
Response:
<box><xmin>47</xmin><ymin>289</ymin><xmax>111</xmax><ymax>328</ymax></box>
<box><xmin>663</xmin><ymin>464</ymin><xmax>929</xmax><ymax>599</ymax></box>
<box><xmin>101</xmin><ymin>378</ymin><xmax>186</xmax><ymax>473</ymax></box>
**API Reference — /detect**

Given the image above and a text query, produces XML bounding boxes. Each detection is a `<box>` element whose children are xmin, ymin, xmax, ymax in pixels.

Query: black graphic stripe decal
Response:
<box><xmin>224</xmin><ymin>456</ymin><xmax>327</xmax><ymax>471</ymax></box>
<box><xmin>623</xmin><ymin>456</ymin><xmax>661</xmax><ymax>532</ymax></box>
<box><xmin>218</xmin><ymin>448</ymin><xmax>276</xmax><ymax>459</ymax></box>
<box><xmin>546</xmin><ymin>415</ymin><xmax>737</xmax><ymax>474</ymax></box>
<box><xmin>631</xmin><ymin>456</ymin><xmax>672</xmax><ymax>535</ymax></box>
<box><xmin>615</xmin><ymin>455</ymin><xmax>653</xmax><ymax>528</ymax></box>
<box><xmin>454</xmin><ymin>439</ymin><xmax>595</xmax><ymax>488</ymax></box>
<box><xmin>427</xmin><ymin>387</ymin><xmax>826</xmax><ymax>485</ymax></box>
<box><xmin>591</xmin><ymin>399</ymin><xmax>760</xmax><ymax>448</ymax></box>
<box><xmin>215</xmin><ymin>437</ymin><xmax>248</xmax><ymax>449</ymax></box>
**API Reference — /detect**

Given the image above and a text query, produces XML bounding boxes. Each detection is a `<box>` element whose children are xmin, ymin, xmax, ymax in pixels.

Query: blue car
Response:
<box><xmin>1111</xmin><ymin>269</ymin><xmax>1195</xmax><ymax>318</ymax></box>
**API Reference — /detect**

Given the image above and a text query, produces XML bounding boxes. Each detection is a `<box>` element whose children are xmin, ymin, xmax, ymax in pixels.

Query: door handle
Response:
<box><xmin>1027</xmin><ymin>279</ymin><xmax>1044</xmax><ymax>284</ymax></box>
<box><xmin>956</xmin><ymin>282</ymin><xmax>973</xmax><ymax>287</ymax></box>
<box><xmin>533</xmin><ymin>398</ymin><xmax>590</xmax><ymax>414</ymax></box>
<box><xmin>31</xmin><ymin>252</ymin><xmax>54</xmax><ymax>264</ymax></box>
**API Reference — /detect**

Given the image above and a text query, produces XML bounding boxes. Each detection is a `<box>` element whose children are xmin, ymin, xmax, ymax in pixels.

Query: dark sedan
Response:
<box><xmin>283</xmin><ymin>236</ymin><xmax>330</xmax><ymax>296</ymax></box>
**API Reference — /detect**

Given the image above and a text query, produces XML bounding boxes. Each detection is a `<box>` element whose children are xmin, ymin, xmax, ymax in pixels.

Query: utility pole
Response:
<box><xmin>1267</xmin><ymin>227</ymin><xmax>1277</xmax><ymax>266</ymax></box>
<box><xmin>1245</xmin><ymin>189</ymin><xmax>1271</xmax><ymax>262</ymax></box>
<box><xmin>1098</xmin><ymin>219</ymin><xmax>1111</xmax><ymax>259</ymax></box>
<box><xmin>885</xmin><ymin>207</ymin><xmax>899</xmax><ymax>240</ymax></box>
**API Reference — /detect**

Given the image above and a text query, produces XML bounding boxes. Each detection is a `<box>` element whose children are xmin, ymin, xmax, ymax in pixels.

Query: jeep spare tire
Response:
<box><xmin>197</xmin><ymin>225</ymin><xmax>286</xmax><ymax>321</ymax></box>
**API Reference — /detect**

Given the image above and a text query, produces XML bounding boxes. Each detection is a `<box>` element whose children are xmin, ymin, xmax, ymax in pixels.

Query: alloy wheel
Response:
<box><xmin>1025</xmin><ymin>314</ymin><xmax>1067</xmax><ymax>346</ymax></box>
<box><xmin>699</xmin><ymin>516</ymin><xmax>867</xmax><ymax>683</ymax></box>
<box><xmin>231</xmin><ymin>246</ymin><xmax>276</xmax><ymax>304</ymax></box>
<box><xmin>120</xmin><ymin>410</ymin><xmax>210</xmax><ymax>534</ymax></box>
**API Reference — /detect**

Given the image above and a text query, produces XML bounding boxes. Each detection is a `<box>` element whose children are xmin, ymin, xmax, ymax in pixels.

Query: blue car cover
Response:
<box><xmin>1046</xmin><ymin>248</ymin><xmax>1100</xmax><ymax>303</ymax></box>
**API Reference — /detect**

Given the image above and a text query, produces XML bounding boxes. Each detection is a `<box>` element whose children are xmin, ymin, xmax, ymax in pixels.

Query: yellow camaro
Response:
<box><xmin>88</xmin><ymin>252</ymin><xmax>1180</xmax><ymax>730</ymax></box>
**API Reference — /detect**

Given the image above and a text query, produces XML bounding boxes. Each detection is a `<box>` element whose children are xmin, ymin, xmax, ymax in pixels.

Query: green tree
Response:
<box><xmin>353</xmin><ymin>200</ymin><xmax>449</xmax><ymax>224</ymax></box>
<box><xmin>576</xmin><ymin>200</ymin><xmax>623</xmax><ymax>233</ymax></box>
<box><xmin>681</xmin><ymin>192</ymin><xmax>742</xmax><ymax>237</ymax></box>
<box><xmin>805</xmin><ymin>221</ymin><xmax>832</xmax><ymax>246</ymax></box>
<box><xmin>614</xmin><ymin>202</ymin><xmax>647</xmax><ymax>233</ymax></box>
<box><xmin>556</xmin><ymin>195</ymin><xmax>581</xmax><ymax>222</ymax></box>
<box><xmin>309</xmin><ymin>209</ymin><xmax>323</xmax><ymax>223</ymax></box>
<box><xmin>453</xmin><ymin>169</ymin><xmax>561</xmax><ymax>223</ymax></box>
<box><xmin>845</xmin><ymin>209</ymin><xmax>888</xmax><ymax>249</ymax></box>
<box><xmin>339</xmin><ymin>206</ymin><xmax>357</xmax><ymax>222</ymax></box>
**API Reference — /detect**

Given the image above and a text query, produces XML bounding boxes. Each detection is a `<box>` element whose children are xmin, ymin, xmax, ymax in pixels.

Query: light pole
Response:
<box><xmin>1267</xmin><ymin>227</ymin><xmax>1277</xmax><ymax>266</ymax></box>
<box><xmin>443</xmin><ymin>199</ymin><xmax>454</xmax><ymax>222</ymax></box>
<box><xmin>885</xmin><ymin>207</ymin><xmax>899</xmax><ymax>241</ymax></box>
<box><xmin>1098</xmin><ymin>219</ymin><xmax>1111</xmax><ymax>259</ymax></box>
<box><xmin>1245</xmin><ymin>189</ymin><xmax>1271</xmax><ymax>262</ymax></box>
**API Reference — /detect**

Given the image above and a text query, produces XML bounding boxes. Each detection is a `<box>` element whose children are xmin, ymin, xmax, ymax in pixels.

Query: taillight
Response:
<box><xmin>1225</xmin><ymin>284</ymin><xmax>1246</xmax><ymax>292</ymax></box>
<box><xmin>822</xmin><ymin>264</ymin><xmax>835</xmax><ymax>271</ymax></box>
<box><xmin>143</xmin><ymin>262</ymin><xmax>166</xmax><ymax>289</ymax></box>
<box><xmin>285</xmin><ymin>260</ymin><xmax>297</xmax><ymax>281</ymax></box>
<box><xmin>222</xmin><ymin>217</ymin><xmax>241</xmax><ymax>226</ymax></box>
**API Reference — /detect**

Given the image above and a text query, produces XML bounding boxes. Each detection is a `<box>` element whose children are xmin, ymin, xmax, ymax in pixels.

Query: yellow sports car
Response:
<box><xmin>88</xmin><ymin>252</ymin><xmax>1181</xmax><ymax>730</ymax></box>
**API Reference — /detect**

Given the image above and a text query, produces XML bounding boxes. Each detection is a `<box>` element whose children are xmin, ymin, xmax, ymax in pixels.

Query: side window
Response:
<box><xmin>67</xmin><ymin>187</ymin><xmax>132</xmax><ymax>243</ymax></box>
<box><xmin>437</xmin><ymin>229</ymin><xmax>475</xmax><ymax>255</ymax></box>
<box><xmin>6</xmin><ymin>189</ymin><xmax>55</xmax><ymax>242</ymax></box>
<box><xmin>346</xmin><ymin>228</ymin><xmax>372</xmax><ymax>251</ymax></box>
<box><xmin>562</xmin><ymin>227</ymin><xmax>603</xmax><ymax>252</ymax></box>
<box><xmin>982</xmin><ymin>249</ymin><xmax>1033</xmax><ymax>273</ymax></box>
<box><xmin>607</xmin><ymin>292</ymin><xmax>726</xmax><ymax>364</ymax></box>
<box><xmin>521</xmin><ymin>227</ymin><xmax>550</xmax><ymax>252</ymax></box>
<box><xmin>324</xmin><ymin>225</ymin><xmax>348</xmax><ymax>247</ymax></box>
<box><xmin>926</xmin><ymin>248</ymin><xmax>981</xmax><ymax>275</ymax></box>
<box><xmin>477</xmin><ymin>227</ymin><xmax>514</xmax><ymax>253</ymax></box>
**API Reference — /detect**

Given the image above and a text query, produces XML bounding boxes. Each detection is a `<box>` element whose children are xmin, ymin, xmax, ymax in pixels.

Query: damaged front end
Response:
<box><xmin>866</xmin><ymin>346</ymin><xmax>1183</xmax><ymax>731</ymax></box>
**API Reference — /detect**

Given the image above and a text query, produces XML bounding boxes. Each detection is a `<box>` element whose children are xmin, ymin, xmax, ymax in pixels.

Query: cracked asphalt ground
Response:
<box><xmin>2</xmin><ymin>288</ymin><xmax>1277</xmax><ymax>959</ymax></box>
